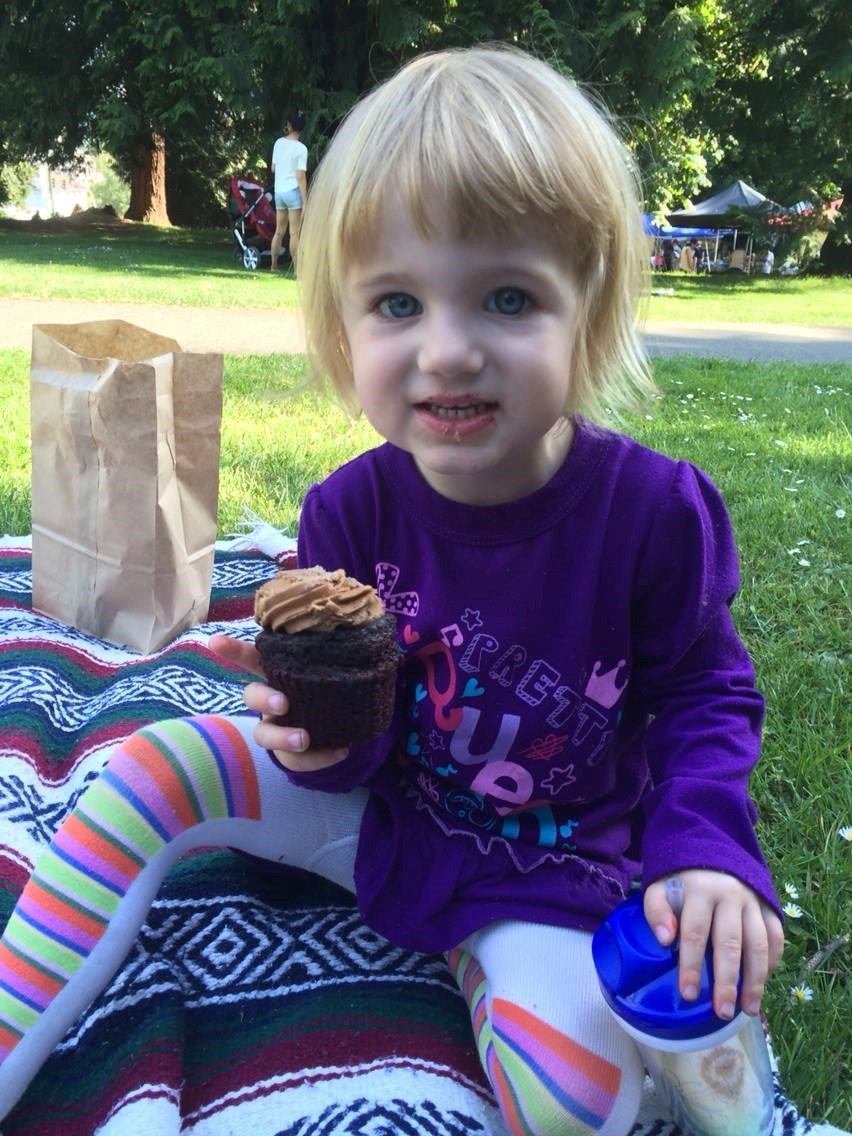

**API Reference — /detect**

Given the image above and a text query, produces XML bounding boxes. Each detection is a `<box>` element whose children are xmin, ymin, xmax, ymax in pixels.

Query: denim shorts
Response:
<box><xmin>274</xmin><ymin>187</ymin><xmax>303</xmax><ymax>210</ymax></box>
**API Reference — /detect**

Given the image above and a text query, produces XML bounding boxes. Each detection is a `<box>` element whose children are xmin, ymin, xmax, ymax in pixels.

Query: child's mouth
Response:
<box><xmin>415</xmin><ymin>398</ymin><xmax>497</xmax><ymax>438</ymax></box>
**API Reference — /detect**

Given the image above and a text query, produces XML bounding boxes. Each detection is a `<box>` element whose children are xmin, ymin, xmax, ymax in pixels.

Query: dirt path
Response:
<box><xmin>1</xmin><ymin>296</ymin><xmax>850</xmax><ymax>362</ymax></box>
<box><xmin>0</xmin><ymin>298</ymin><xmax>306</xmax><ymax>355</ymax></box>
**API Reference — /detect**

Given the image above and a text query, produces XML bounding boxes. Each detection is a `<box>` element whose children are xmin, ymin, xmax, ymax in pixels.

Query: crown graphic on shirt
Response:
<box><xmin>584</xmin><ymin>659</ymin><xmax>628</xmax><ymax>709</ymax></box>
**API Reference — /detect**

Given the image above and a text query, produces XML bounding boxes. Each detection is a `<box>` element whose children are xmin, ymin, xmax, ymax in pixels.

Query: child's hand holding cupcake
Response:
<box><xmin>210</xmin><ymin>567</ymin><xmax>399</xmax><ymax>771</ymax></box>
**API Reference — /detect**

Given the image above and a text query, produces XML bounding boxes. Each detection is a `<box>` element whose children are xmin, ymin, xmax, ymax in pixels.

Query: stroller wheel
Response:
<box><xmin>242</xmin><ymin>246</ymin><xmax>261</xmax><ymax>271</ymax></box>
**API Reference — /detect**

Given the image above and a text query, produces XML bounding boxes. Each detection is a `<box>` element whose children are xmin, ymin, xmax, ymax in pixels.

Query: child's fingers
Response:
<box><xmin>208</xmin><ymin>632</ymin><xmax>264</xmax><ymax>676</ymax></box>
<box><xmin>642</xmin><ymin>878</ymin><xmax>679</xmax><ymax>945</ymax></box>
<box><xmin>740</xmin><ymin>904</ymin><xmax>784</xmax><ymax>1016</ymax></box>
<box><xmin>242</xmin><ymin>681</ymin><xmax>287</xmax><ymax>716</ymax></box>
<box><xmin>242</xmin><ymin>685</ymin><xmax>351</xmax><ymax>771</ymax></box>
<box><xmin>676</xmin><ymin>893</ymin><xmax>714</xmax><ymax>1006</ymax></box>
<box><xmin>739</xmin><ymin>901</ymin><xmax>771</xmax><ymax>1016</ymax></box>
<box><xmin>707</xmin><ymin>900</ymin><xmax>744</xmax><ymax>1020</ymax></box>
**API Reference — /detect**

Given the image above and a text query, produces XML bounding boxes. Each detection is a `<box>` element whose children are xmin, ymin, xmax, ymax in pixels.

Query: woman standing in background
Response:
<box><xmin>270</xmin><ymin>109</ymin><xmax>307</xmax><ymax>272</ymax></box>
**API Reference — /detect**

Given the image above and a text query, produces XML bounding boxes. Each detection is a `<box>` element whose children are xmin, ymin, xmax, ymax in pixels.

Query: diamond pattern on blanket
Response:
<box><xmin>277</xmin><ymin>1096</ymin><xmax>491</xmax><ymax>1135</ymax></box>
<box><xmin>129</xmin><ymin>894</ymin><xmax>453</xmax><ymax>1001</ymax></box>
<box><xmin>0</xmin><ymin>772</ymin><xmax>76</xmax><ymax>842</ymax></box>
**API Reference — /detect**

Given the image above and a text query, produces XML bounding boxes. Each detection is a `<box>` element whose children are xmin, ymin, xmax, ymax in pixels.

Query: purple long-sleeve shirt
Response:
<box><xmin>286</xmin><ymin>422</ymin><xmax>780</xmax><ymax>953</ymax></box>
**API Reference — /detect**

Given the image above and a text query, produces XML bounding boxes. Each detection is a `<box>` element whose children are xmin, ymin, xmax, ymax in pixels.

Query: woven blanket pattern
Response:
<box><xmin>0</xmin><ymin>546</ymin><xmax>837</xmax><ymax>1135</ymax></box>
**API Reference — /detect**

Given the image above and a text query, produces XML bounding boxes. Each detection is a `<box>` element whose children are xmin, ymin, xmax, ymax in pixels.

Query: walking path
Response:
<box><xmin>1</xmin><ymin>297</ymin><xmax>850</xmax><ymax>363</ymax></box>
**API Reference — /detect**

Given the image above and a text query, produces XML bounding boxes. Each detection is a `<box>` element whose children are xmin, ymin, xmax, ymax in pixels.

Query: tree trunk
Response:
<box><xmin>125</xmin><ymin>132</ymin><xmax>170</xmax><ymax>224</ymax></box>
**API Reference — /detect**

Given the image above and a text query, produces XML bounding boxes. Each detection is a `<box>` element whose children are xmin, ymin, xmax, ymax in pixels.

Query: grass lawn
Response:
<box><xmin>0</xmin><ymin>218</ymin><xmax>298</xmax><ymax>309</ymax></box>
<box><xmin>1</xmin><ymin>346</ymin><xmax>850</xmax><ymax>1126</ymax></box>
<box><xmin>645</xmin><ymin>270</ymin><xmax>852</xmax><ymax>326</ymax></box>
<box><xmin>2</xmin><ymin>217</ymin><xmax>851</xmax><ymax>324</ymax></box>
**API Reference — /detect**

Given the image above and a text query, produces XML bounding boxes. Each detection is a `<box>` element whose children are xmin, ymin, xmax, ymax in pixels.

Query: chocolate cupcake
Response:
<box><xmin>254</xmin><ymin>566</ymin><xmax>399</xmax><ymax>748</ymax></box>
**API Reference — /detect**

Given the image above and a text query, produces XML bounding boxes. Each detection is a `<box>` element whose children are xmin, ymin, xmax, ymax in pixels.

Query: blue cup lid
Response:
<box><xmin>592</xmin><ymin>892</ymin><xmax>741</xmax><ymax>1045</ymax></box>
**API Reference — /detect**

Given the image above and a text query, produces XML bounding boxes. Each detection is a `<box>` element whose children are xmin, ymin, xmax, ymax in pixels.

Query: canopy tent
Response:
<box><xmin>666</xmin><ymin>179</ymin><xmax>783</xmax><ymax>228</ymax></box>
<box><xmin>642</xmin><ymin>214</ymin><xmax>724</xmax><ymax>239</ymax></box>
<box><xmin>666</xmin><ymin>180</ymin><xmax>786</xmax><ymax>271</ymax></box>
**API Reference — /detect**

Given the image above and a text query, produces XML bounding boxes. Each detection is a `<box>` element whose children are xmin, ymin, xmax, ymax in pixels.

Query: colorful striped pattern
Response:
<box><xmin>0</xmin><ymin>716</ymin><xmax>261</xmax><ymax>1060</ymax></box>
<box><xmin>447</xmin><ymin>948</ymin><xmax>621</xmax><ymax>1135</ymax></box>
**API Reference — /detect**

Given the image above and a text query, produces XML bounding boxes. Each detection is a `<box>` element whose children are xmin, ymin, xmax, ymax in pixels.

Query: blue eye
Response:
<box><xmin>377</xmin><ymin>293</ymin><xmax>421</xmax><ymax>318</ymax></box>
<box><xmin>487</xmin><ymin>287</ymin><xmax>529</xmax><ymax>315</ymax></box>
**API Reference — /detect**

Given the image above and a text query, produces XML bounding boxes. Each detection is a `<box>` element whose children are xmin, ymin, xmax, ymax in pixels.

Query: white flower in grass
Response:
<box><xmin>797</xmin><ymin>559</ymin><xmax>811</xmax><ymax>567</ymax></box>
<box><xmin>782</xmin><ymin>902</ymin><xmax>803</xmax><ymax>918</ymax></box>
<box><xmin>784</xmin><ymin>883</ymin><xmax>800</xmax><ymax>899</ymax></box>
<box><xmin>836</xmin><ymin>508</ymin><xmax>846</xmax><ymax>519</ymax></box>
<box><xmin>839</xmin><ymin>826</ymin><xmax>852</xmax><ymax>842</ymax></box>
<box><xmin>789</xmin><ymin>985</ymin><xmax>814</xmax><ymax>1005</ymax></box>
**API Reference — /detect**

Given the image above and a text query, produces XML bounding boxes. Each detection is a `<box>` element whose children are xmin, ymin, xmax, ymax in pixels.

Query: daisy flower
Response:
<box><xmin>784</xmin><ymin>883</ymin><xmax>800</xmax><ymax>900</ymax></box>
<box><xmin>782</xmin><ymin>902</ymin><xmax>803</xmax><ymax>919</ymax></box>
<box><xmin>789</xmin><ymin>985</ymin><xmax>814</xmax><ymax>1005</ymax></box>
<box><xmin>839</xmin><ymin>826</ymin><xmax>852</xmax><ymax>842</ymax></box>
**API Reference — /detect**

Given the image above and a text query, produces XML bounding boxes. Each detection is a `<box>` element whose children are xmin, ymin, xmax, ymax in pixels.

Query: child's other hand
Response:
<box><xmin>207</xmin><ymin>633</ymin><xmax>350</xmax><ymax>772</ymax></box>
<box><xmin>643</xmin><ymin>869</ymin><xmax>784</xmax><ymax>1021</ymax></box>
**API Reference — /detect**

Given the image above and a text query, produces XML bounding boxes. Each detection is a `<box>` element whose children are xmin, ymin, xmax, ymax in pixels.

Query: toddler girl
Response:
<box><xmin>0</xmin><ymin>46</ymin><xmax>783</xmax><ymax>1135</ymax></box>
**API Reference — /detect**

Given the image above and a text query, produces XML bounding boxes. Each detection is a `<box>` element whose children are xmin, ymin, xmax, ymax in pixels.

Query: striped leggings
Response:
<box><xmin>0</xmin><ymin>715</ymin><xmax>642</xmax><ymax>1132</ymax></box>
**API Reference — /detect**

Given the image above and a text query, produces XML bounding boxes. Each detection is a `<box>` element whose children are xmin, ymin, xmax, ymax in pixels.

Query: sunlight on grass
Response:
<box><xmin>645</xmin><ymin>272</ymin><xmax>852</xmax><ymax>325</ymax></box>
<box><xmin>0</xmin><ymin>222</ymin><xmax>299</xmax><ymax>309</ymax></box>
<box><xmin>2</xmin><ymin>220</ymin><xmax>851</xmax><ymax>323</ymax></box>
<box><xmin>0</xmin><ymin>345</ymin><xmax>849</xmax><ymax>1126</ymax></box>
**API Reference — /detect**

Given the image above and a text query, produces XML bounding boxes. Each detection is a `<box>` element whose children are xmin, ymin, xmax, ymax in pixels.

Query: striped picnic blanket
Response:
<box><xmin>0</xmin><ymin>543</ymin><xmax>842</xmax><ymax>1135</ymax></box>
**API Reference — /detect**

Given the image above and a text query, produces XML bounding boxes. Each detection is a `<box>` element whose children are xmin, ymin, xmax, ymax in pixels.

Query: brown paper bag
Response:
<box><xmin>30</xmin><ymin>319</ymin><xmax>223</xmax><ymax>653</ymax></box>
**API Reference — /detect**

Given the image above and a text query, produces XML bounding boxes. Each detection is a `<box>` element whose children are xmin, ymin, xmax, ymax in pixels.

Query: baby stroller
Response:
<box><xmin>228</xmin><ymin>173</ymin><xmax>289</xmax><ymax>270</ymax></box>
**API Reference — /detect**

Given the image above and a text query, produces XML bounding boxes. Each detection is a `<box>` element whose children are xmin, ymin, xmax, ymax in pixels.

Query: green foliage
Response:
<box><xmin>0</xmin><ymin>162</ymin><xmax>35</xmax><ymax>211</ymax></box>
<box><xmin>88</xmin><ymin>154</ymin><xmax>130</xmax><ymax>216</ymax></box>
<box><xmin>0</xmin><ymin>1</ymin><xmax>848</xmax><ymax>250</ymax></box>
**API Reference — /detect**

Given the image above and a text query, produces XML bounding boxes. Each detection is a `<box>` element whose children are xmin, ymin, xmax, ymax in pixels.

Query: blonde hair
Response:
<box><xmin>298</xmin><ymin>45</ymin><xmax>655</xmax><ymax>422</ymax></box>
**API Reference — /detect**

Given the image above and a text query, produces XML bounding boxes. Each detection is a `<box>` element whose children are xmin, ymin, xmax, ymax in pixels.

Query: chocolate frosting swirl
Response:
<box><xmin>254</xmin><ymin>566</ymin><xmax>384</xmax><ymax>633</ymax></box>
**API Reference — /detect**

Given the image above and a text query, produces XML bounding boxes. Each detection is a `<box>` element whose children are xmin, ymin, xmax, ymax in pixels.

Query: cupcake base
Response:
<box><xmin>255</xmin><ymin>614</ymin><xmax>398</xmax><ymax>749</ymax></box>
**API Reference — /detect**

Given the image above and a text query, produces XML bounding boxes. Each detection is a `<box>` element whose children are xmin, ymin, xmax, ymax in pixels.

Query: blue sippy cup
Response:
<box><xmin>592</xmin><ymin>888</ymin><xmax>774</xmax><ymax>1136</ymax></box>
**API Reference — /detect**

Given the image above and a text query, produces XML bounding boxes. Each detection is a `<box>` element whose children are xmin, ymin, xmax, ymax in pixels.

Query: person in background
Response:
<box><xmin>270</xmin><ymin>108</ymin><xmax>308</xmax><ymax>272</ymax></box>
<box><xmin>762</xmin><ymin>247</ymin><xmax>775</xmax><ymax>275</ymax></box>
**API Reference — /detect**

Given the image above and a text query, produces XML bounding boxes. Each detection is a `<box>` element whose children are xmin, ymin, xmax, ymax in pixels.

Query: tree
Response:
<box><xmin>0</xmin><ymin>0</ymin><xmax>848</xmax><ymax>246</ymax></box>
<box><xmin>0</xmin><ymin>0</ymin><xmax>263</xmax><ymax>223</ymax></box>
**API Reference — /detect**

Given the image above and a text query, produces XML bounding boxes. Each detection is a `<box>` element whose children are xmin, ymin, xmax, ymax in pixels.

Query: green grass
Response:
<box><xmin>0</xmin><ymin>219</ymin><xmax>298</xmax><ymax>308</ymax></box>
<box><xmin>2</xmin><ymin>218</ymin><xmax>850</xmax><ymax>324</ymax></box>
<box><xmin>1</xmin><ymin>347</ymin><xmax>850</xmax><ymax>1127</ymax></box>
<box><xmin>645</xmin><ymin>270</ymin><xmax>852</xmax><ymax>326</ymax></box>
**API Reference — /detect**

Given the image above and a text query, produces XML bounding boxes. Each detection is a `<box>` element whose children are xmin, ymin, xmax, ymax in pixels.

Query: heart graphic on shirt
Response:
<box><xmin>403</xmin><ymin>625</ymin><xmax>420</xmax><ymax>645</ymax></box>
<box><xmin>406</xmin><ymin>731</ymin><xmax>422</xmax><ymax>756</ymax></box>
<box><xmin>414</xmin><ymin>683</ymin><xmax>427</xmax><ymax>702</ymax></box>
<box><xmin>462</xmin><ymin>678</ymin><xmax>485</xmax><ymax>698</ymax></box>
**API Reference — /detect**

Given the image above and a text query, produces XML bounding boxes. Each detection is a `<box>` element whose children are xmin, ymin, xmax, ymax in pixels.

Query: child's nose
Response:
<box><xmin>417</xmin><ymin>313</ymin><xmax>484</xmax><ymax>378</ymax></box>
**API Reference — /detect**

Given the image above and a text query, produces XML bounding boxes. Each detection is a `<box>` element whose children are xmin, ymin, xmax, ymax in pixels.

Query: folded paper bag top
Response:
<box><xmin>30</xmin><ymin>319</ymin><xmax>224</xmax><ymax>654</ymax></box>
